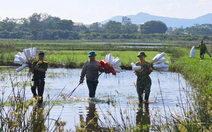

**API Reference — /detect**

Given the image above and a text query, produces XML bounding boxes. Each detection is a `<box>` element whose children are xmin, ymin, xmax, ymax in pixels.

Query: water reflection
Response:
<box><xmin>86</xmin><ymin>103</ymin><xmax>100</xmax><ymax>131</ymax></box>
<box><xmin>0</xmin><ymin>68</ymin><xmax>193</xmax><ymax>131</ymax></box>
<box><xmin>80</xmin><ymin>103</ymin><xmax>101</xmax><ymax>132</ymax></box>
<box><xmin>79</xmin><ymin>103</ymin><xmax>152</xmax><ymax>131</ymax></box>
<box><xmin>136</xmin><ymin>104</ymin><xmax>150</xmax><ymax>132</ymax></box>
<box><xmin>31</xmin><ymin>105</ymin><xmax>45</xmax><ymax>132</ymax></box>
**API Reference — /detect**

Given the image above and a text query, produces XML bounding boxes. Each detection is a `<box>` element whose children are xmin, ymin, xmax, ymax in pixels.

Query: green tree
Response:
<box><xmin>1</xmin><ymin>17</ymin><xmax>17</xmax><ymax>31</ymax></box>
<box><xmin>122</xmin><ymin>16</ymin><xmax>132</xmax><ymax>25</ymax></box>
<box><xmin>28</xmin><ymin>13</ymin><xmax>43</xmax><ymax>30</ymax></box>
<box><xmin>185</xmin><ymin>24</ymin><xmax>212</xmax><ymax>35</ymax></box>
<box><xmin>74</xmin><ymin>25</ymin><xmax>87</xmax><ymax>32</ymax></box>
<box><xmin>41</xmin><ymin>15</ymin><xmax>60</xmax><ymax>30</ymax></box>
<box><xmin>121</xmin><ymin>16</ymin><xmax>138</xmax><ymax>34</ymax></box>
<box><xmin>140</xmin><ymin>20</ymin><xmax>167</xmax><ymax>34</ymax></box>
<box><xmin>89</xmin><ymin>22</ymin><xmax>102</xmax><ymax>33</ymax></box>
<box><xmin>169</xmin><ymin>26</ymin><xmax>185</xmax><ymax>35</ymax></box>
<box><xmin>122</xmin><ymin>23</ymin><xmax>138</xmax><ymax>34</ymax></box>
<box><xmin>54</xmin><ymin>19</ymin><xmax>74</xmax><ymax>31</ymax></box>
<box><xmin>104</xmin><ymin>21</ymin><xmax>122</xmax><ymax>33</ymax></box>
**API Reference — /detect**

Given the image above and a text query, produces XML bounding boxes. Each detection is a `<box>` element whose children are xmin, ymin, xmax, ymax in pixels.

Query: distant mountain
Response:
<box><xmin>101</xmin><ymin>12</ymin><xmax>212</xmax><ymax>28</ymax></box>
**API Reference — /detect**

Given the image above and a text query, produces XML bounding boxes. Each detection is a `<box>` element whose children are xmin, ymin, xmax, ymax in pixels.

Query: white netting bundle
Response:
<box><xmin>131</xmin><ymin>52</ymin><xmax>169</xmax><ymax>72</ymax></box>
<box><xmin>14</xmin><ymin>47</ymin><xmax>37</xmax><ymax>72</ymax></box>
<box><xmin>152</xmin><ymin>52</ymin><xmax>169</xmax><ymax>72</ymax></box>
<box><xmin>99</xmin><ymin>53</ymin><xmax>122</xmax><ymax>75</ymax></box>
<box><xmin>105</xmin><ymin>53</ymin><xmax>122</xmax><ymax>73</ymax></box>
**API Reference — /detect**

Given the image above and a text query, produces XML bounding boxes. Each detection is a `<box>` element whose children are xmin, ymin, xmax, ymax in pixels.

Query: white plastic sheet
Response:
<box><xmin>190</xmin><ymin>46</ymin><xmax>196</xmax><ymax>58</ymax></box>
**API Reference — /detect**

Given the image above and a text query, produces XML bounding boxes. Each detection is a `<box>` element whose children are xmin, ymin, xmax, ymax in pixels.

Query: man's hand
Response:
<box><xmin>34</xmin><ymin>65</ymin><xmax>39</xmax><ymax>70</ymax></box>
<box><xmin>79</xmin><ymin>79</ymin><xmax>83</xmax><ymax>84</ymax></box>
<box><xmin>28</xmin><ymin>63</ymin><xmax>32</xmax><ymax>68</ymax></box>
<box><xmin>134</xmin><ymin>70</ymin><xmax>138</xmax><ymax>75</ymax></box>
<box><xmin>149</xmin><ymin>63</ymin><xmax>153</xmax><ymax>68</ymax></box>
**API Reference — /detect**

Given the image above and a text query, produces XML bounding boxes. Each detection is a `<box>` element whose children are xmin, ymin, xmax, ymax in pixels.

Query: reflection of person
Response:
<box><xmin>30</xmin><ymin>51</ymin><xmax>48</xmax><ymax>104</ymax></box>
<box><xmin>136</xmin><ymin>104</ymin><xmax>150</xmax><ymax>131</ymax></box>
<box><xmin>196</xmin><ymin>40</ymin><xmax>210</xmax><ymax>59</ymax></box>
<box><xmin>86</xmin><ymin>103</ymin><xmax>100</xmax><ymax>132</ymax></box>
<box><xmin>134</xmin><ymin>51</ymin><xmax>153</xmax><ymax>104</ymax></box>
<box><xmin>79</xmin><ymin>51</ymin><xmax>104</xmax><ymax>99</ymax></box>
<box><xmin>31</xmin><ymin>106</ymin><xmax>45</xmax><ymax>131</ymax></box>
<box><xmin>79</xmin><ymin>103</ymin><xmax>100</xmax><ymax>131</ymax></box>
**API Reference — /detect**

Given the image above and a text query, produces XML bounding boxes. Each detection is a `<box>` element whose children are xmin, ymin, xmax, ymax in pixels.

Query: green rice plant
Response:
<box><xmin>0</xmin><ymin>40</ymin><xmax>171</xmax><ymax>68</ymax></box>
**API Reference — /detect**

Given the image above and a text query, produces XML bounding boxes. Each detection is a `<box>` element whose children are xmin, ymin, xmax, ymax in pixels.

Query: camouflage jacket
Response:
<box><xmin>135</xmin><ymin>61</ymin><xmax>152</xmax><ymax>80</ymax></box>
<box><xmin>32</xmin><ymin>60</ymin><xmax>48</xmax><ymax>79</ymax></box>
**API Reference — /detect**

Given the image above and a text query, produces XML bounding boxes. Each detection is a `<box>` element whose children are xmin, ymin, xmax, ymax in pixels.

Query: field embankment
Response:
<box><xmin>168</xmin><ymin>47</ymin><xmax>212</xmax><ymax>131</ymax></box>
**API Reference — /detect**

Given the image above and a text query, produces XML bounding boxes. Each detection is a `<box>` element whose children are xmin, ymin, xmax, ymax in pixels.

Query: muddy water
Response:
<box><xmin>0</xmin><ymin>68</ymin><xmax>192</xmax><ymax>131</ymax></box>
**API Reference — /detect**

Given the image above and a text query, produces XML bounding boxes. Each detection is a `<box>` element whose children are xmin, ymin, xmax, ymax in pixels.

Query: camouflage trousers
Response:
<box><xmin>136</xmin><ymin>77</ymin><xmax>152</xmax><ymax>104</ymax></box>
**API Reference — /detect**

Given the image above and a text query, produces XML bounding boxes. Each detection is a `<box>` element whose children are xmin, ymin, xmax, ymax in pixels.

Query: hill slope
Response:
<box><xmin>101</xmin><ymin>12</ymin><xmax>212</xmax><ymax>28</ymax></box>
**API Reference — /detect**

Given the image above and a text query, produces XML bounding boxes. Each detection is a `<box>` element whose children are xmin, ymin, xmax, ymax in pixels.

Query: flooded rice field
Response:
<box><xmin>0</xmin><ymin>68</ymin><xmax>193</xmax><ymax>131</ymax></box>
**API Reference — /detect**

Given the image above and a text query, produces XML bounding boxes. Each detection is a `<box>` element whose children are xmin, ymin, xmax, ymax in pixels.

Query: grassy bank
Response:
<box><xmin>168</xmin><ymin>47</ymin><xmax>212</xmax><ymax>131</ymax></box>
<box><xmin>169</xmin><ymin>47</ymin><xmax>212</xmax><ymax>89</ymax></box>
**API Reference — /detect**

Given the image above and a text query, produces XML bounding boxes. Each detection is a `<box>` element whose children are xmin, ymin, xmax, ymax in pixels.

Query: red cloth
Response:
<box><xmin>99</xmin><ymin>60</ymin><xmax>116</xmax><ymax>75</ymax></box>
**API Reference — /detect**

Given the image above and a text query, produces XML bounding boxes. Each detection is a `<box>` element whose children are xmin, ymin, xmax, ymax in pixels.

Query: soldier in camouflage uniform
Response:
<box><xmin>30</xmin><ymin>51</ymin><xmax>48</xmax><ymax>104</ymax></box>
<box><xmin>196</xmin><ymin>40</ymin><xmax>211</xmax><ymax>59</ymax></box>
<box><xmin>135</xmin><ymin>51</ymin><xmax>153</xmax><ymax>104</ymax></box>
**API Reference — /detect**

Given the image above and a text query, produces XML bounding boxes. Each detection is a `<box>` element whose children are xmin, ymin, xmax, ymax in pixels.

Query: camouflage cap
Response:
<box><xmin>137</xmin><ymin>51</ymin><xmax>147</xmax><ymax>57</ymax></box>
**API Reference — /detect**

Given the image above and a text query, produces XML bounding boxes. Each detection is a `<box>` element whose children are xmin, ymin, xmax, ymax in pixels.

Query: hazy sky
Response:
<box><xmin>0</xmin><ymin>0</ymin><xmax>211</xmax><ymax>24</ymax></box>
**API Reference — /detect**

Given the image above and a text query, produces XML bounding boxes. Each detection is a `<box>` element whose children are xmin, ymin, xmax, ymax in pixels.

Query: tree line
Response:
<box><xmin>0</xmin><ymin>13</ymin><xmax>212</xmax><ymax>41</ymax></box>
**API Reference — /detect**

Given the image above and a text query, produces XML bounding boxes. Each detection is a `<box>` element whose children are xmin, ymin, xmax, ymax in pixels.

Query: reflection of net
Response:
<box><xmin>14</xmin><ymin>47</ymin><xmax>37</xmax><ymax>72</ymax></box>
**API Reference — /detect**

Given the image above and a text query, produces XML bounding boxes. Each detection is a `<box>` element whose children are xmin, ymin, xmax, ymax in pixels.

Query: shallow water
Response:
<box><xmin>0</xmin><ymin>68</ymin><xmax>193</xmax><ymax>131</ymax></box>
